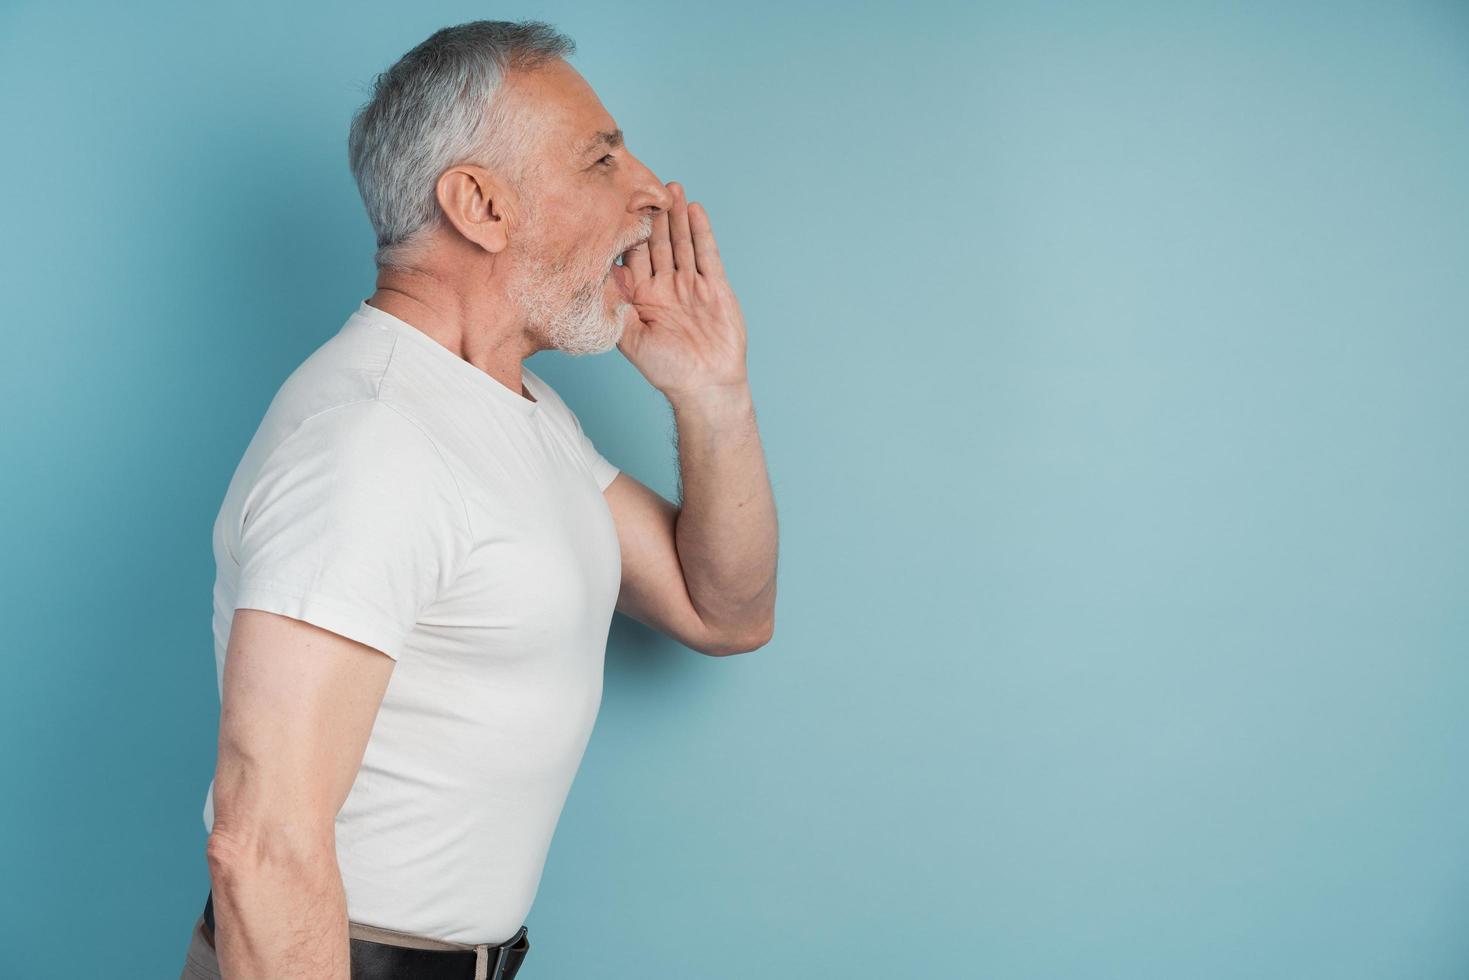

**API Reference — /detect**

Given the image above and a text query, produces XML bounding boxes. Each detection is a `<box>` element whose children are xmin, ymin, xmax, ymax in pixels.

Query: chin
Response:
<box><xmin>535</xmin><ymin>270</ymin><xmax>632</xmax><ymax>356</ymax></box>
<box><xmin>548</xmin><ymin>308</ymin><xmax>625</xmax><ymax>356</ymax></box>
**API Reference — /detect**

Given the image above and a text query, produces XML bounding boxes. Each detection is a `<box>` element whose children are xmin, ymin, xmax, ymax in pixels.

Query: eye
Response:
<box><xmin>596</xmin><ymin>153</ymin><xmax>617</xmax><ymax>168</ymax></box>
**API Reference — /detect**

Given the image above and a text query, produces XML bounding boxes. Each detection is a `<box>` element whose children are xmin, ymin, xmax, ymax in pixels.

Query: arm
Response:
<box><xmin>603</xmin><ymin>384</ymin><xmax>776</xmax><ymax>656</ymax></box>
<box><xmin>206</xmin><ymin>399</ymin><xmax>462</xmax><ymax>974</ymax></box>
<box><xmin>609</xmin><ymin>180</ymin><xmax>778</xmax><ymax>655</ymax></box>
<box><xmin>206</xmin><ymin>608</ymin><xmax>395</xmax><ymax>979</ymax></box>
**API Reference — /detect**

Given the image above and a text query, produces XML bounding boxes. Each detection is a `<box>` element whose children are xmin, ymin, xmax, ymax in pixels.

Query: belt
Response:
<box><xmin>202</xmin><ymin>890</ymin><xmax>530</xmax><ymax>980</ymax></box>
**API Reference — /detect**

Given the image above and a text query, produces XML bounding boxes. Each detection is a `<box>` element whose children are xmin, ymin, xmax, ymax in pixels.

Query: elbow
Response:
<box><xmin>206</xmin><ymin>814</ymin><xmax>337</xmax><ymax>884</ymax></box>
<box><xmin>704</xmin><ymin>613</ymin><xmax>775</xmax><ymax>657</ymax></box>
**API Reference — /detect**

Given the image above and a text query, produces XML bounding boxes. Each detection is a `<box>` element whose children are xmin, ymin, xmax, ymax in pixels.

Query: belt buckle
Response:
<box><xmin>490</xmin><ymin>925</ymin><xmax>527</xmax><ymax>980</ymax></box>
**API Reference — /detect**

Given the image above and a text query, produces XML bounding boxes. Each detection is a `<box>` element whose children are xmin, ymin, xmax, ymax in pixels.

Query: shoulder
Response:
<box><xmin>237</xmin><ymin>397</ymin><xmax>473</xmax><ymax>563</ymax></box>
<box><xmin>252</xmin><ymin>398</ymin><xmax>466</xmax><ymax>521</ymax></box>
<box><xmin>288</xmin><ymin>398</ymin><xmax>446</xmax><ymax>464</ymax></box>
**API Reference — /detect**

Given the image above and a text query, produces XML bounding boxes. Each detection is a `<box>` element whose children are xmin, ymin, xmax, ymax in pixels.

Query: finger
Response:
<box><xmin>668</xmin><ymin>181</ymin><xmax>696</xmax><ymax>274</ymax></box>
<box><xmin>648</xmin><ymin>192</ymin><xmax>674</xmax><ymax>276</ymax></box>
<box><xmin>623</xmin><ymin>238</ymin><xmax>651</xmax><ymax>283</ymax></box>
<box><xmin>615</xmin><ymin>309</ymin><xmax>645</xmax><ymax>355</ymax></box>
<box><xmin>687</xmin><ymin>201</ymin><xmax>724</xmax><ymax>280</ymax></box>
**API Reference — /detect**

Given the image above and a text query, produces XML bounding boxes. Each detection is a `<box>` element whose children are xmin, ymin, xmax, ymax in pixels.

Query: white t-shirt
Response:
<box><xmin>201</xmin><ymin>299</ymin><xmax>623</xmax><ymax>945</ymax></box>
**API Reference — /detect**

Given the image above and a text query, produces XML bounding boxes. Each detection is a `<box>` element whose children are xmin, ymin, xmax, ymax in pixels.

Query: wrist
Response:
<box><xmin>664</xmin><ymin>379</ymin><xmax>753</xmax><ymax>414</ymax></box>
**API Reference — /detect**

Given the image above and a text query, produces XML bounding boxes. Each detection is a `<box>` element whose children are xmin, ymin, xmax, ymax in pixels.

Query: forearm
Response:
<box><xmin>669</xmin><ymin>381</ymin><xmax>778</xmax><ymax>643</ymax></box>
<box><xmin>206</xmin><ymin>832</ymin><xmax>350</xmax><ymax>979</ymax></box>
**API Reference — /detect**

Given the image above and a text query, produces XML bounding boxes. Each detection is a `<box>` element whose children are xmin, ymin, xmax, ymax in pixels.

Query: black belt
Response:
<box><xmin>203</xmin><ymin>890</ymin><xmax>530</xmax><ymax>980</ymax></box>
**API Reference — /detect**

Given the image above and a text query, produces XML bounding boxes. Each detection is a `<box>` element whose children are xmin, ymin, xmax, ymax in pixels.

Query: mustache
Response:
<box><xmin>611</xmin><ymin>224</ymin><xmax>654</xmax><ymax>265</ymax></box>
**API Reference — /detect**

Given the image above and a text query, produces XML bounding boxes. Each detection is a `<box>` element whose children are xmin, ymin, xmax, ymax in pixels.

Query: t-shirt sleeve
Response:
<box><xmin>569</xmin><ymin>406</ymin><xmax>620</xmax><ymax>491</ymax></box>
<box><xmin>232</xmin><ymin>399</ymin><xmax>469</xmax><ymax>661</ymax></box>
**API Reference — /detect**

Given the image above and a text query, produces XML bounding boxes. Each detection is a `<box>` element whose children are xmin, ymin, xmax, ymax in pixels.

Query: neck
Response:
<box><xmin>366</xmin><ymin>261</ymin><xmax>544</xmax><ymax>398</ymax></box>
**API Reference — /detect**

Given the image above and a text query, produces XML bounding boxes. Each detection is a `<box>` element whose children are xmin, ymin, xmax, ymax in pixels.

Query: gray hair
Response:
<box><xmin>347</xmin><ymin>20</ymin><xmax>575</xmax><ymax>270</ymax></box>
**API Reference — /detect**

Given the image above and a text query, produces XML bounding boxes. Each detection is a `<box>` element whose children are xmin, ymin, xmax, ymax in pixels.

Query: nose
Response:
<box><xmin>629</xmin><ymin>159</ymin><xmax>675</xmax><ymax>216</ymax></box>
<box><xmin>649</xmin><ymin>180</ymin><xmax>675</xmax><ymax>214</ymax></box>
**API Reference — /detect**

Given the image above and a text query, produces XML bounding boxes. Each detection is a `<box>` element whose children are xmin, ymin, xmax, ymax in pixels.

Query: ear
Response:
<box><xmin>434</xmin><ymin>164</ymin><xmax>516</xmax><ymax>255</ymax></box>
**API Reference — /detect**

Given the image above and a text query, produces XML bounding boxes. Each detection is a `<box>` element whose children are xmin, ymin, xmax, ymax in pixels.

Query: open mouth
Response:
<box><xmin>608</xmin><ymin>262</ymin><xmax>631</xmax><ymax>301</ymax></box>
<box><xmin>609</xmin><ymin>262</ymin><xmax>634</xmax><ymax>301</ymax></box>
<box><xmin>604</xmin><ymin>235</ymin><xmax>648</xmax><ymax>299</ymax></box>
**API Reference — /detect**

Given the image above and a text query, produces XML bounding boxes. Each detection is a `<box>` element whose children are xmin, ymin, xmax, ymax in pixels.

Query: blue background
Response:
<box><xmin>3</xmin><ymin>1</ymin><xmax>1467</xmax><ymax>977</ymax></box>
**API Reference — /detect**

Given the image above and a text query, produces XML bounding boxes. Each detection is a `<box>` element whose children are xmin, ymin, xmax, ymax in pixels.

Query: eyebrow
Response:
<box><xmin>576</xmin><ymin>128</ymin><xmax>624</xmax><ymax>156</ymax></box>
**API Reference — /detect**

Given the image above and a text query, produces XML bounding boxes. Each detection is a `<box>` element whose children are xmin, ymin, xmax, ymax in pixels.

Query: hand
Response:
<box><xmin>614</xmin><ymin>181</ymin><xmax>749</xmax><ymax>400</ymax></box>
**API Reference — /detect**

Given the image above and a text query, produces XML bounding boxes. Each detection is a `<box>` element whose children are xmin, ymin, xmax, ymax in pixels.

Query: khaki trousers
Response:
<box><xmin>179</xmin><ymin>915</ymin><xmax>219</xmax><ymax>980</ymax></box>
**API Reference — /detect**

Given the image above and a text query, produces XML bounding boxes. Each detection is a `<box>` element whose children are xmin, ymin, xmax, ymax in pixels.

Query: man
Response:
<box><xmin>178</xmin><ymin>20</ymin><xmax>778</xmax><ymax>980</ymax></box>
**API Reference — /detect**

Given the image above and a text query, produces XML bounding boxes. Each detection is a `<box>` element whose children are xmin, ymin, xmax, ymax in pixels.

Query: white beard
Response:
<box><xmin>509</xmin><ymin>248</ymin><xmax>632</xmax><ymax>356</ymax></box>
